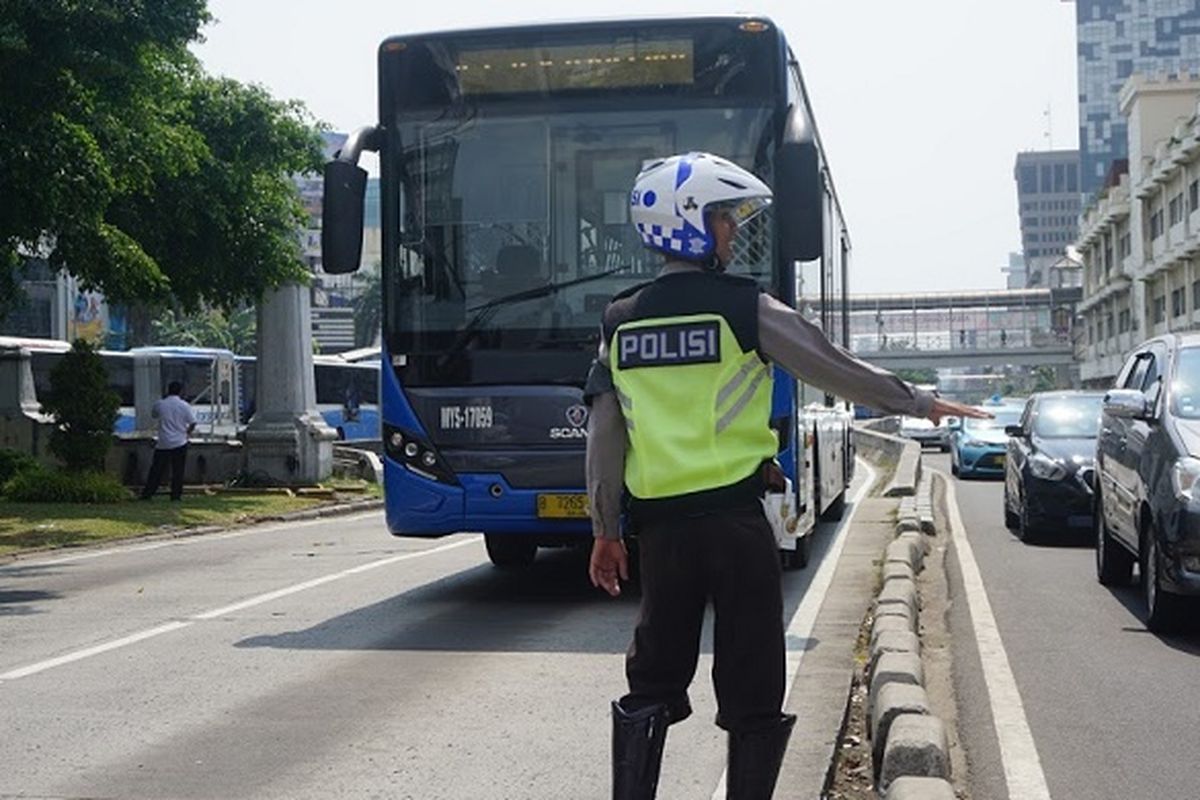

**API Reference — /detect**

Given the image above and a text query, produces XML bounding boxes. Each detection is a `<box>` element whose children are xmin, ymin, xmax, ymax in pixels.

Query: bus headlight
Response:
<box><xmin>384</xmin><ymin>423</ymin><xmax>459</xmax><ymax>485</ymax></box>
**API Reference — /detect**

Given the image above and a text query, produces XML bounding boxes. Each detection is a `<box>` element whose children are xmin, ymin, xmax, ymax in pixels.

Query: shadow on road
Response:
<box><xmin>1106</xmin><ymin>580</ymin><xmax>1200</xmax><ymax>653</ymax></box>
<box><xmin>234</xmin><ymin>522</ymin><xmax>833</xmax><ymax>657</ymax></box>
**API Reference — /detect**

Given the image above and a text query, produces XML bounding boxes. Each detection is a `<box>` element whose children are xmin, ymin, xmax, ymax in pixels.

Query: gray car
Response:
<box><xmin>1095</xmin><ymin>333</ymin><xmax>1200</xmax><ymax>632</ymax></box>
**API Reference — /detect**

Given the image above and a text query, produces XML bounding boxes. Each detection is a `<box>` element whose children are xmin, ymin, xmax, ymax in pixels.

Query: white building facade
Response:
<box><xmin>1076</xmin><ymin>74</ymin><xmax>1200</xmax><ymax>387</ymax></box>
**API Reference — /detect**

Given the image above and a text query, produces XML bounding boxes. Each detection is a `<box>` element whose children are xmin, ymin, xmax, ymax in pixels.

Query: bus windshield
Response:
<box><xmin>383</xmin><ymin>24</ymin><xmax>782</xmax><ymax>385</ymax></box>
<box><xmin>389</xmin><ymin>108</ymin><xmax>775</xmax><ymax>376</ymax></box>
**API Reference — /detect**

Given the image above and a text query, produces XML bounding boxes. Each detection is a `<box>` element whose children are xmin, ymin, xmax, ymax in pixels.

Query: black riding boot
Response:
<box><xmin>612</xmin><ymin>700</ymin><xmax>671</xmax><ymax>800</ymax></box>
<box><xmin>726</xmin><ymin>714</ymin><xmax>797</xmax><ymax>800</ymax></box>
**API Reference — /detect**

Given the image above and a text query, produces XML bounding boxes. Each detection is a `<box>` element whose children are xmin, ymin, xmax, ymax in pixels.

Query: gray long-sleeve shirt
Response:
<box><xmin>585</xmin><ymin>263</ymin><xmax>934</xmax><ymax>541</ymax></box>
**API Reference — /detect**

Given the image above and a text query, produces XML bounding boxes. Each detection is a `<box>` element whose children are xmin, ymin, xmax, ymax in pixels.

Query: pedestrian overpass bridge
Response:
<box><xmin>842</xmin><ymin>287</ymin><xmax>1080</xmax><ymax>370</ymax></box>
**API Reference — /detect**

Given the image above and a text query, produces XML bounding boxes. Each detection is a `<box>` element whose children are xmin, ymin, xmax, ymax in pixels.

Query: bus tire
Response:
<box><xmin>781</xmin><ymin>533</ymin><xmax>811</xmax><ymax>570</ymax></box>
<box><xmin>485</xmin><ymin>534</ymin><xmax>537</xmax><ymax>569</ymax></box>
<box><xmin>819</xmin><ymin>490</ymin><xmax>846</xmax><ymax>522</ymax></box>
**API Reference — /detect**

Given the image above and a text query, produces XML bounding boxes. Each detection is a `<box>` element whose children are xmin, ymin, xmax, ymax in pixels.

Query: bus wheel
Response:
<box><xmin>819</xmin><ymin>490</ymin><xmax>847</xmax><ymax>522</ymax></box>
<box><xmin>781</xmin><ymin>534</ymin><xmax>810</xmax><ymax>570</ymax></box>
<box><xmin>485</xmin><ymin>534</ymin><xmax>537</xmax><ymax>569</ymax></box>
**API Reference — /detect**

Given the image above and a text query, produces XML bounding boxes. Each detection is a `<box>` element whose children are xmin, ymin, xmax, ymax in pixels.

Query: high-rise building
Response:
<box><xmin>1014</xmin><ymin>150</ymin><xmax>1082</xmax><ymax>286</ymax></box>
<box><xmin>1070</xmin><ymin>0</ymin><xmax>1200</xmax><ymax>197</ymax></box>
<box><xmin>1002</xmin><ymin>252</ymin><xmax>1028</xmax><ymax>290</ymax></box>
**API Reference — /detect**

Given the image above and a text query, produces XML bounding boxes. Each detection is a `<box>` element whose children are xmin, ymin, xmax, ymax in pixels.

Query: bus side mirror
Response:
<box><xmin>775</xmin><ymin>107</ymin><xmax>823</xmax><ymax>263</ymax></box>
<box><xmin>321</xmin><ymin>160</ymin><xmax>367</xmax><ymax>275</ymax></box>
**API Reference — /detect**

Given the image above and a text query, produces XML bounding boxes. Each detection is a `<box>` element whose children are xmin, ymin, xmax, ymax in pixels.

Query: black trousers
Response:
<box><xmin>141</xmin><ymin>445</ymin><xmax>188</xmax><ymax>500</ymax></box>
<box><xmin>622</xmin><ymin>504</ymin><xmax>785</xmax><ymax>733</ymax></box>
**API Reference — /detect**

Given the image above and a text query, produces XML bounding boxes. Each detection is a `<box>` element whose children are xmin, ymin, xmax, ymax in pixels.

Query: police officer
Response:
<box><xmin>584</xmin><ymin>152</ymin><xmax>984</xmax><ymax>800</ymax></box>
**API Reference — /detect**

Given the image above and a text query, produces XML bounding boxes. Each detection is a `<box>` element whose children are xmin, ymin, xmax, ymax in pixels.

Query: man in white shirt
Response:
<box><xmin>140</xmin><ymin>381</ymin><xmax>197</xmax><ymax>501</ymax></box>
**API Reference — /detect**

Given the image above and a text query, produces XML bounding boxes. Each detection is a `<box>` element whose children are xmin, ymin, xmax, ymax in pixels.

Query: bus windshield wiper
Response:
<box><xmin>439</xmin><ymin>265</ymin><xmax>630</xmax><ymax>368</ymax></box>
<box><xmin>465</xmin><ymin>265</ymin><xmax>630</xmax><ymax>314</ymax></box>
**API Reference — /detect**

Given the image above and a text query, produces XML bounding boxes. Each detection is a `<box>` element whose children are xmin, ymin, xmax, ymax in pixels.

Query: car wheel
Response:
<box><xmin>1003</xmin><ymin>484</ymin><xmax>1019</xmax><ymax>530</ymax></box>
<box><xmin>1095</xmin><ymin>491</ymin><xmax>1133</xmax><ymax>586</ymax></box>
<box><xmin>1016</xmin><ymin>493</ymin><xmax>1038</xmax><ymax>544</ymax></box>
<box><xmin>1142</xmin><ymin>529</ymin><xmax>1185</xmax><ymax>633</ymax></box>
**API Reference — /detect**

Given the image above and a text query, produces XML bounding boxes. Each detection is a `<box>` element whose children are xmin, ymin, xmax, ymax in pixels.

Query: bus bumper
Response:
<box><xmin>383</xmin><ymin>460</ymin><xmax>593</xmax><ymax>538</ymax></box>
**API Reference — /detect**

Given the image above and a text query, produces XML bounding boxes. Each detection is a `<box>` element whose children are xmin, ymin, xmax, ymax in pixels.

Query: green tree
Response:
<box><xmin>0</xmin><ymin>1</ymin><xmax>323</xmax><ymax>315</ymax></box>
<box><xmin>895</xmin><ymin>367</ymin><xmax>938</xmax><ymax>386</ymax></box>
<box><xmin>352</xmin><ymin>267</ymin><xmax>383</xmax><ymax>348</ymax></box>
<box><xmin>40</xmin><ymin>340</ymin><xmax>119</xmax><ymax>472</ymax></box>
<box><xmin>151</xmin><ymin>306</ymin><xmax>256</xmax><ymax>353</ymax></box>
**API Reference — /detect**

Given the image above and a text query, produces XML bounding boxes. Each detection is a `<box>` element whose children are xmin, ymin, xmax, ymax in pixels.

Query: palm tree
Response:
<box><xmin>352</xmin><ymin>266</ymin><xmax>382</xmax><ymax>348</ymax></box>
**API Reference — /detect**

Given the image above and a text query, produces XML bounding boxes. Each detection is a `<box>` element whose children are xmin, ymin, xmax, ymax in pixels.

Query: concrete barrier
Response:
<box><xmin>852</xmin><ymin>425</ymin><xmax>921</xmax><ymax>497</ymax></box>
<box><xmin>862</xmin><ymin>472</ymin><xmax>955</xmax><ymax>793</ymax></box>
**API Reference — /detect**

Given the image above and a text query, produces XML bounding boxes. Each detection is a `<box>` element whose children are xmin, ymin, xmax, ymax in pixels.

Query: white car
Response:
<box><xmin>900</xmin><ymin>416</ymin><xmax>950</xmax><ymax>451</ymax></box>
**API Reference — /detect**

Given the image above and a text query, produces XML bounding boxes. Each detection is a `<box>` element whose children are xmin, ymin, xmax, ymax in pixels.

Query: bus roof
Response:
<box><xmin>0</xmin><ymin>336</ymin><xmax>71</xmax><ymax>352</ymax></box>
<box><xmin>379</xmin><ymin>14</ymin><xmax>780</xmax><ymax>45</ymax></box>
<box><xmin>130</xmin><ymin>346</ymin><xmax>235</xmax><ymax>358</ymax></box>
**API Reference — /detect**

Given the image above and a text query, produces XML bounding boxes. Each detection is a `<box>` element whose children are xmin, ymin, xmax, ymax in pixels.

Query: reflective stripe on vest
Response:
<box><xmin>610</xmin><ymin>312</ymin><xmax>777</xmax><ymax>500</ymax></box>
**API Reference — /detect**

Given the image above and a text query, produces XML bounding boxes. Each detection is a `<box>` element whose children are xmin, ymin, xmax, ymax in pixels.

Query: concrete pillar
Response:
<box><xmin>242</xmin><ymin>284</ymin><xmax>337</xmax><ymax>484</ymax></box>
<box><xmin>0</xmin><ymin>347</ymin><xmax>41</xmax><ymax>416</ymax></box>
<box><xmin>0</xmin><ymin>346</ymin><xmax>52</xmax><ymax>458</ymax></box>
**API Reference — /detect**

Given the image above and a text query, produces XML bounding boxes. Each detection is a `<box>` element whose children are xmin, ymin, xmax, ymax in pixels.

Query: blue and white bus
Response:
<box><xmin>4</xmin><ymin>339</ymin><xmax>243</xmax><ymax>439</ymax></box>
<box><xmin>322</xmin><ymin>16</ymin><xmax>853</xmax><ymax>567</ymax></box>
<box><xmin>235</xmin><ymin>354</ymin><xmax>381</xmax><ymax>441</ymax></box>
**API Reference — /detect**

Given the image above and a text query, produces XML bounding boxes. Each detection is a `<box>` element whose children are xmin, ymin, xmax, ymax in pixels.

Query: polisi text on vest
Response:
<box><xmin>616</xmin><ymin>321</ymin><xmax>721</xmax><ymax>369</ymax></box>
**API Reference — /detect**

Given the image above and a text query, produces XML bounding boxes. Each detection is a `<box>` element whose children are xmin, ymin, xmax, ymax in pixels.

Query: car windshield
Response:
<box><xmin>1172</xmin><ymin>348</ymin><xmax>1200</xmax><ymax>419</ymax></box>
<box><xmin>964</xmin><ymin>407</ymin><xmax>1022</xmax><ymax>431</ymax></box>
<box><xmin>1033</xmin><ymin>396</ymin><xmax>1103</xmax><ymax>437</ymax></box>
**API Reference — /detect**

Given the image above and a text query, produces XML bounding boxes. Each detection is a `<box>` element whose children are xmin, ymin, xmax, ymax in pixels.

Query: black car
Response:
<box><xmin>1003</xmin><ymin>391</ymin><xmax>1105</xmax><ymax>542</ymax></box>
<box><xmin>1095</xmin><ymin>334</ymin><xmax>1200</xmax><ymax>631</ymax></box>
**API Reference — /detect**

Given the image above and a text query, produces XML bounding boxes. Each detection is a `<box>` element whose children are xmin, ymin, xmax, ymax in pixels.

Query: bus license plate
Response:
<box><xmin>537</xmin><ymin>493</ymin><xmax>589</xmax><ymax>519</ymax></box>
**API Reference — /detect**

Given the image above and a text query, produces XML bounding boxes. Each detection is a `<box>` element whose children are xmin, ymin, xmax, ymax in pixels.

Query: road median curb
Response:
<box><xmin>865</xmin><ymin>472</ymin><xmax>956</xmax><ymax>796</ymax></box>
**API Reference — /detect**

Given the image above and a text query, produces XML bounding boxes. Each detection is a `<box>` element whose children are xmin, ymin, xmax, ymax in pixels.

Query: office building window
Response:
<box><xmin>1041</xmin><ymin>164</ymin><xmax>1053</xmax><ymax>193</ymax></box>
<box><xmin>1119</xmin><ymin>308</ymin><xmax>1131</xmax><ymax>333</ymax></box>
<box><xmin>1193</xmin><ymin>279</ymin><xmax>1200</xmax><ymax>313</ymax></box>
<box><xmin>1154</xmin><ymin>295</ymin><xmax>1167</xmax><ymax>323</ymax></box>
<box><xmin>1019</xmin><ymin>166</ymin><xmax>1038</xmax><ymax>194</ymax></box>
<box><xmin>1067</xmin><ymin>163</ymin><xmax>1079</xmax><ymax>193</ymax></box>
<box><xmin>1190</xmin><ymin>180</ymin><xmax>1199</xmax><ymax>213</ymax></box>
<box><xmin>1119</xmin><ymin>232</ymin><xmax>1131</xmax><ymax>259</ymax></box>
<box><xmin>1170</xmin><ymin>194</ymin><xmax>1184</xmax><ymax>226</ymax></box>
<box><xmin>1173</xmin><ymin>287</ymin><xmax>1186</xmax><ymax>318</ymax></box>
<box><xmin>1150</xmin><ymin>208</ymin><xmax>1165</xmax><ymax>239</ymax></box>
<box><xmin>1106</xmin><ymin>312</ymin><xmax>1115</xmax><ymax>339</ymax></box>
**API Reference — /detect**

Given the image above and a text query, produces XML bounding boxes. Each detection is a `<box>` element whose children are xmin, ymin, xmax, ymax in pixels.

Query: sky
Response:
<box><xmin>192</xmin><ymin>1</ymin><xmax>1080</xmax><ymax>294</ymax></box>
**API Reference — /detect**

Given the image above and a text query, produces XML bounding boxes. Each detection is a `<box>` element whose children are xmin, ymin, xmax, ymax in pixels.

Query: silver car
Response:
<box><xmin>900</xmin><ymin>416</ymin><xmax>950</xmax><ymax>452</ymax></box>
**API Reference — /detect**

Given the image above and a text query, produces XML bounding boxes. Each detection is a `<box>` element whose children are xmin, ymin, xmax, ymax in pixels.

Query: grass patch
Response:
<box><xmin>0</xmin><ymin>493</ymin><xmax>327</xmax><ymax>557</ymax></box>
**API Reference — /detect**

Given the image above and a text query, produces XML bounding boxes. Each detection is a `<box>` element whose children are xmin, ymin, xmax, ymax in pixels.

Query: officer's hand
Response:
<box><xmin>589</xmin><ymin>538</ymin><xmax>629</xmax><ymax>598</ymax></box>
<box><xmin>928</xmin><ymin>397</ymin><xmax>992</xmax><ymax>425</ymax></box>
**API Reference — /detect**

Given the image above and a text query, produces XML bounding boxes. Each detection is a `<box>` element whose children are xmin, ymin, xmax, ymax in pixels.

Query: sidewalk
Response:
<box><xmin>778</xmin><ymin>495</ymin><xmax>899</xmax><ymax>799</ymax></box>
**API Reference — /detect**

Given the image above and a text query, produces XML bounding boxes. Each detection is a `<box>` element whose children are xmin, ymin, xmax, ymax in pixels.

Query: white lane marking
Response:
<box><xmin>937</xmin><ymin>470</ymin><xmax>1052</xmax><ymax>800</ymax></box>
<box><xmin>0</xmin><ymin>511</ymin><xmax>383</xmax><ymax>569</ymax></box>
<box><xmin>0</xmin><ymin>537</ymin><xmax>478</xmax><ymax>682</ymax></box>
<box><xmin>0</xmin><ymin>622</ymin><xmax>193</xmax><ymax>681</ymax></box>
<box><xmin>193</xmin><ymin>538</ymin><xmax>476</xmax><ymax>620</ymax></box>
<box><xmin>711</xmin><ymin>459</ymin><xmax>877</xmax><ymax>800</ymax></box>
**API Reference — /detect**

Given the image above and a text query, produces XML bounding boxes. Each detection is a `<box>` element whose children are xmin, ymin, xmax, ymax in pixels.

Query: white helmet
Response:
<box><xmin>629</xmin><ymin>152</ymin><xmax>772</xmax><ymax>262</ymax></box>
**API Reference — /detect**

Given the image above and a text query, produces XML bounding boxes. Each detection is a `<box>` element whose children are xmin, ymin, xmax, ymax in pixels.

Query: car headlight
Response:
<box><xmin>1028</xmin><ymin>453</ymin><xmax>1068</xmax><ymax>481</ymax></box>
<box><xmin>1171</xmin><ymin>457</ymin><xmax>1200</xmax><ymax>502</ymax></box>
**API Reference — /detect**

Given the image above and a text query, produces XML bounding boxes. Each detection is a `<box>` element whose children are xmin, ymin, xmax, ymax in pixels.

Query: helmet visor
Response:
<box><xmin>710</xmin><ymin>196</ymin><xmax>772</xmax><ymax>227</ymax></box>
